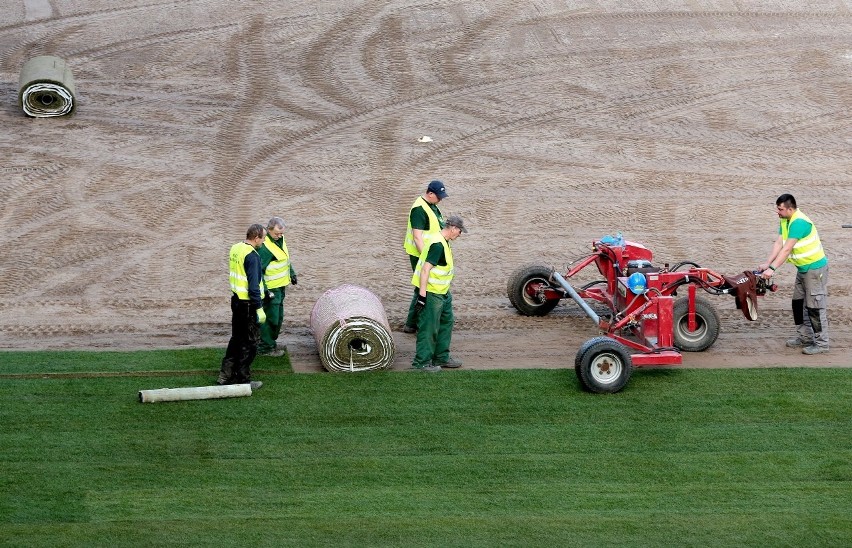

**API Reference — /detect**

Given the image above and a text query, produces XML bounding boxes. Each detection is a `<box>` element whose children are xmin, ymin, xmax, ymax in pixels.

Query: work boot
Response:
<box><xmin>785</xmin><ymin>337</ymin><xmax>808</xmax><ymax>348</ymax></box>
<box><xmin>802</xmin><ymin>345</ymin><xmax>829</xmax><ymax>355</ymax></box>
<box><xmin>434</xmin><ymin>357</ymin><xmax>463</xmax><ymax>368</ymax></box>
<box><xmin>249</xmin><ymin>380</ymin><xmax>263</xmax><ymax>390</ymax></box>
<box><xmin>411</xmin><ymin>365</ymin><xmax>442</xmax><ymax>372</ymax></box>
<box><xmin>216</xmin><ymin>372</ymin><xmax>229</xmax><ymax>385</ymax></box>
<box><xmin>402</xmin><ymin>325</ymin><xmax>417</xmax><ymax>334</ymax></box>
<box><xmin>260</xmin><ymin>348</ymin><xmax>286</xmax><ymax>357</ymax></box>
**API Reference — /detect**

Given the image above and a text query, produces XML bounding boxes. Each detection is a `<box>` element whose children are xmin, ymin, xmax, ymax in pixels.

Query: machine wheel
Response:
<box><xmin>507</xmin><ymin>264</ymin><xmax>560</xmax><ymax>316</ymax></box>
<box><xmin>575</xmin><ymin>336</ymin><xmax>633</xmax><ymax>394</ymax></box>
<box><xmin>673</xmin><ymin>296</ymin><xmax>721</xmax><ymax>352</ymax></box>
<box><xmin>574</xmin><ymin>336</ymin><xmax>600</xmax><ymax>372</ymax></box>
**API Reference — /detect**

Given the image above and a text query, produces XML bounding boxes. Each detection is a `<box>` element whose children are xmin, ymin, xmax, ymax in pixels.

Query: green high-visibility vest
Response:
<box><xmin>403</xmin><ymin>196</ymin><xmax>443</xmax><ymax>257</ymax></box>
<box><xmin>229</xmin><ymin>242</ymin><xmax>264</xmax><ymax>300</ymax></box>
<box><xmin>411</xmin><ymin>233</ymin><xmax>454</xmax><ymax>295</ymax></box>
<box><xmin>262</xmin><ymin>236</ymin><xmax>291</xmax><ymax>289</ymax></box>
<box><xmin>781</xmin><ymin>210</ymin><xmax>825</xmax><ymax>268</ymax></box>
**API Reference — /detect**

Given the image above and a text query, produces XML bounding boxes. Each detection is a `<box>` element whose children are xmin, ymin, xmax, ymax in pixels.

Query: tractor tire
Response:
<box><xmin>507</xmin><ymin>264</ymin><xmax>560</xmax><ymax>316</ymax></box>
<box><xmin>575</xmin><ymin>336</ymin><xmax>633</xmax><ymax>394</ymax></box>
<box><xmin>673</xmin><ymin>296</ymin><xmax>721</xmax><ymax>352</ymax></box>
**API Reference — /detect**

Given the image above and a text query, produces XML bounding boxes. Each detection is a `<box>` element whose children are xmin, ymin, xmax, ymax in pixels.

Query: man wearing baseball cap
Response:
<box><xmin>402</xmin><ymin>180</ymin><xmax>448</xmax><ymax>333</ymax></box>
<box><xmin>410</xmin><ymin>215</ymin><xmax>467</xmax><ymax>371</ymax></box>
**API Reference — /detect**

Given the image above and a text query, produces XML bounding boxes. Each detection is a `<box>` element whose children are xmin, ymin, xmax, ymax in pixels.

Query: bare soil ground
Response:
<box><xmin>1</xmin><ymin>1</ymin><xmax>850</xmax><ymax>373</ymax></box>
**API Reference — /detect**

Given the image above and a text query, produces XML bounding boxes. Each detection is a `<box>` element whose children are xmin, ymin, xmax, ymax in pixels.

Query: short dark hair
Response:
<box><xmin>246</xmin><ymin>223</ymin><xmax>266</xmax><ymax>239</ymax></box>
<box><xmin>776</xmin><ymin>194</ymin><xmax>797</xmax><ymax>209</ymax></box>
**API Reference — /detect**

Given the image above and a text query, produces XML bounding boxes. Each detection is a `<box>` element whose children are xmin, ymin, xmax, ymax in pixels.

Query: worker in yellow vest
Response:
<box><xmin>218</xmin><ymin>224</ymin><xmax>267</xmax><ymax>389</ymax></box>
<box><xmin>759</xmin><ymin>194</ymin><xmax>829</xmax><ymax>354</ymax></box>
<box><xmin>411</xmin><ymin>215</ymin><xmax>467</xmax><ymax>371</ymax></box>
<box><xmin>258</xmin><ymin>216</ymin><xmax>297</xmax><ymax>357</ymax></box>
<box><xmin>402</xmin><ymin>180</ymin><xmax>447</xmax><ymax>333</ymax></box>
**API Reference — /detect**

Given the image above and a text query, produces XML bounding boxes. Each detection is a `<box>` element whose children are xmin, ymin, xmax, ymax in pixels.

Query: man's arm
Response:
<box><xmin>245</xmin><ymin>253</ymin><xmax>263</xmax><ymax>309</ymax></box>
<box><xmin>758</xmin><ymin>235</ymin><xmax>784</xmax><ymax>271</ymax></box>
<box><xmin>760</xmin><ymin>235</ymin><xmax>797</xmax><ymax>279</ymax></box>
<box><xmin>419</xmin><ymin>262</ymin><xmax>433</xmax><ymax>297</ymax></box>
<box><xmin>410</xmin><ymin>206</ymin><xmax>429</xmax><ymax>253</ymax></box>
<box><xmin>413</xmin><ymin>229</ymin><xmax>426</xmax><ymax>253</ymax></box>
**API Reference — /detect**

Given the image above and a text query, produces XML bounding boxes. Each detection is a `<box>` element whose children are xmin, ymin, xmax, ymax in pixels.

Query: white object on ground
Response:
<box><xmin>138</xmin><ymin>384</ymin><xmax>252</xmax><ymax>403</ymax></box>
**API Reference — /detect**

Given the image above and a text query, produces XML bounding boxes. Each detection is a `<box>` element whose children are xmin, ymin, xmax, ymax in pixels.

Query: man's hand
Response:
<box><xmin>414</xmin><ymin>294</ymin><xmax>427</xmax><ymax>315</ymax></box>
<box><xmin>759</xmin><ymin>269</ymin><xmax>773</xmax><ymax>281</ymax></box>
<box><xmin>256</xmin><ymin>308</ymin><xmax>267</xmax><ymax>324</ymax></box>
<box><xmin>291</xmin><ymin>275</ymin><xmax>297</xmax><ymax>286</ymax></box>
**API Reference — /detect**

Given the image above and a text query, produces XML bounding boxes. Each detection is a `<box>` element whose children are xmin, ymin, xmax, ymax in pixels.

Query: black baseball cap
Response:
<box><xmin>427</xmin><ymin>180</ymin><xmax>448</xmax><ymax>199</ymax></box>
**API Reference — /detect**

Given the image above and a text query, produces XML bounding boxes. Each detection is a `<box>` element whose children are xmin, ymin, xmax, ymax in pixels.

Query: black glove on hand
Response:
<box><xmin>291</xmin><ymin>275</ymin><xmax>297</xmax><ymax>286</ymax></box>
<box><xmin>414</xmin><ymin>294</ymin><xmax>427</xmax><ymax>314</ymax></box>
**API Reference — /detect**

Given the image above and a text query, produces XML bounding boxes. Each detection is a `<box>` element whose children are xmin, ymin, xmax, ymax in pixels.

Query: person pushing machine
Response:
<box><xmin>758</xmin><ymin>194</ymin><xmax>829</xmax><ymax>355</ymax></box>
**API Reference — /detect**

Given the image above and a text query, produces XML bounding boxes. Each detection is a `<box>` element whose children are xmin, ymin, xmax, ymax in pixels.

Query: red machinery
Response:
<box><xmin>507</xmin><ymin>237</ymin><xmax>775</xmax><ymax>393</ymax></box>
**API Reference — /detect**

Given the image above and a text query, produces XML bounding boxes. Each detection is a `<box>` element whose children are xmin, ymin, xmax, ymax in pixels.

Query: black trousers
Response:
<box><xmin>219</xmin><ymin>295</ymin><xmax>260</xmax><ymax>384</ymax></box>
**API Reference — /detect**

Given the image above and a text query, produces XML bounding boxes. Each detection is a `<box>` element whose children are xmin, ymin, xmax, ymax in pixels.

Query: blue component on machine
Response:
<box><xmin>627</xmin><ymin>272</ymin><xmax>647</xmax><ymax>295</ymax></box>
<box><xmin>599</xmin><ymin>232</ymin><xmax>625</xmax><ymax>247</ymax></box>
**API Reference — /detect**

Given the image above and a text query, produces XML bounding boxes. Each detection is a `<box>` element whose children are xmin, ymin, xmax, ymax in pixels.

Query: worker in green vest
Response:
<box><xmin>759</xmin><ymin>194</ymin><xmax>829</xmax><ymax>354</ymax></box>
<box><xmin>218</xmin><ymin>224</ymin><xmax>267</xmax><ymax>389</ymax></box>
<box><xmin>411</xmin><ymin>215</ymin><xmax>467</xmax><ymax>371</ymax></box>
<box><xmin>402</xmin><ymin>180</ymin><xmax>447</xmax><ymax>333</ymax></box>
<box><xmin>258</xmin><ymin>216</ymin><xmax>297</xmax><ymax>357</ymax></box>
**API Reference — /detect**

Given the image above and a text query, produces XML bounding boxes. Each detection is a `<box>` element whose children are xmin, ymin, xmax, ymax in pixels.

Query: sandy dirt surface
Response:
<box><xmin>1</xmin><ymin>1</ymin><xmax>850</xmax><ymax>374</ymax></box>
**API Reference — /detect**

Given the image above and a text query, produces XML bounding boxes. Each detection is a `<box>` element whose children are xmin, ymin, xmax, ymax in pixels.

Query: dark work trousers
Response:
<box><xmin>219</xmin><ymin>294</ymin><xmax>260</xmax><ymax>384</ymax></box>
<box><xmin>405</xmin><ymin>254</ymin><xmax>420</xmax><ymax>329</ymax></box>
<box><xmin>412</xmin><ymin>291</ymin><xmax>454</xmax><ymax>368</ymax></box>
<box><xmin>259</xmin><ymin>287</ymin><xmax>285</xmax><ymax>353</ymax></box>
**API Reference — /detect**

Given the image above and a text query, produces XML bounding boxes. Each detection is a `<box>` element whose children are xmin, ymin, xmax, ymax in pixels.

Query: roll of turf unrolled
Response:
<box><xmin>19</xmin><ymin>56</ymin><xmax>76</xmax><ymax>117</ymax></box>
<box><xmin>310</xmin><ymin>284</ymin><xmax>395</xmax><ymax>372</ymax></box>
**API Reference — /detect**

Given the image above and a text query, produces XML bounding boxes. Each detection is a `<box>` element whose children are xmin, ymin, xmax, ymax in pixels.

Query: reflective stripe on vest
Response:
<box><xmin>411</xmin><ymin>233</ymin><xmax>454</xmax><ymax>295</ymax></box>
<box><xmin>781</xmin><ymin>210</ymin><xmax>825</xmax><ymax>267</ymax></box>
<box><xmin>263</xmin><ymin>236</ymin><xmax>291</xmax><ymax>289</ymax></box>
<box><xmin>403</xmin><ymin>196</ymin><xmax>443</xmax><ymax>256</ymax></box>
<box><xmin>229</xmin><ymin>242</ymin><xmax>263</xmax><ymax>300</ymax></box>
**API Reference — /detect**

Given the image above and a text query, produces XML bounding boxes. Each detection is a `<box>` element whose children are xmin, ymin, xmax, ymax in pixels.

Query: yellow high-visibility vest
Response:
<box><xmin>229</xmin><ymin>242</ymin><xmax>264</xmax><ymax>300</ymax></box>
<box><xmin>782</xmin><ymin>210</ymin><xmax>825</xmax><ymax>268</ymax></box>
<box><xmin>263</xmin><ymin>236</ymin><xmax>291</xmax><ymax>289</ymax></box>
<box><xmin>411</xmin><ymin>233</ymin><xmax>454</xmax><ymax>295</ymax></box>
<box><xmin>403</xmin><ymin>196</ymin><xmax>443</xmax><ymax>257</ymax></box>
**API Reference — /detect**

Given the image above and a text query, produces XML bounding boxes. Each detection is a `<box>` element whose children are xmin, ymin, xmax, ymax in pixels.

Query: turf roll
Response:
<box><xmin>19</xmin><ymin>56</ymin><xmax>76</xmax><ymax>117</ymax></box>
<box><xmin>138</xmin><ymin>384</ymin><xmax>252</xmax><ymax>403</ymax></box>
<box><xmin>310</xmin><ymin>284</ymin><xmax>395</xmax><ymax>372</ymax></box>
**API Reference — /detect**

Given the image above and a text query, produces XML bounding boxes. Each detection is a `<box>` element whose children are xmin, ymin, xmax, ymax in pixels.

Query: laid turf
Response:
<box><xmin>0</xmin><ymin>350</ymin><xmax>850</xmax><ymax>547</ymax></box>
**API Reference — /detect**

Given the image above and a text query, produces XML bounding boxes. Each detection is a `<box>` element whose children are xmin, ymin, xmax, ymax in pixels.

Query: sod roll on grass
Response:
<box><xmin>310</xmin><ymin>284</ymin><xmax>395</xmax><ymax>372</ymax></box>
<box><xmin>19</xmin><ymin>56</ymin><xmax>76</xmax><ymax>117</ymax></box>
<box><xmin>138</xmin><ymin>384</ymin><xmax>252</xmax><ymax>403</ymax></box>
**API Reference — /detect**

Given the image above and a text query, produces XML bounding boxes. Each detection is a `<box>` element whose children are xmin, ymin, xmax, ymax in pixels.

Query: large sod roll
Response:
<box><xmin>138</xmin><ymin>384</ymin><xmax>252</xmax><ymax>403</ymax></box>
<box><xmin>19</xmin><ymin>56</ymin><xmax>76</xmax><ymax>117</ymax></box>
<box><xmin>310</xmin><ymin>284</ymin><xmax>395</xmax><ymax>372</ymax></box>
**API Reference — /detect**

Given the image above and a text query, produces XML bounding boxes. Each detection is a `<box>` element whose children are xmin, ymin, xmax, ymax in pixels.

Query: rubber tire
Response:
<box><xmin>672</xmin><ymin>296</ymin><xmax>721</xmax><ymax>352</ymax></box>
<box><xmin>507</xmin><ymin>264</ymin><xmax>560</xmax><ymax>316</ymax></box>
<box><xmin>575</xmin><ymin>336</ymin><xmax>633</xmax><ymax>394</ymax></box>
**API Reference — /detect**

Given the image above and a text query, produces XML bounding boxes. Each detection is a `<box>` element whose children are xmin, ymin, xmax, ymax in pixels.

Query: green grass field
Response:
<box><xmin>1</xmin><ymin>350</ymin><xmax>850</xmax><ymax>547</ymax></box>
